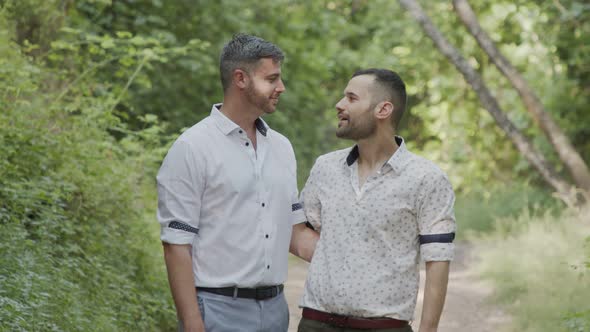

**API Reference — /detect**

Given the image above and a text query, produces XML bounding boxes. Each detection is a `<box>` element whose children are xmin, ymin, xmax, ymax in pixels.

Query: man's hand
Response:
<box><xmin>418</xmin><ymin>260</ymin><xmax>450</xmax><ymax>332</ymax></box>
<box><xmin>289</xmin><ymin>223</ymin><xmax>319</xmax><ymax>262</ymax></box>
<box><xmin>163</xmin><ymin>242</ymin><xmax>205</xmax><ymax>332</ymax></box>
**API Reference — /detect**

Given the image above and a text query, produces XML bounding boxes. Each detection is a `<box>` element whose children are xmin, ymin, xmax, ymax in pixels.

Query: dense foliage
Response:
<box><xmin>15</xmin><ymin>0</ymin><xmax>587</xmax><ymax>189</ymax></box>
<box><xmin>1</xmin><ymin>0</ymin><xmax>588</xmax><ymax>330</ymax></box>
<box><xmin>0</xmin><ymin>2</ymin><xmax>182</xmax><ymax>330</ymax></box>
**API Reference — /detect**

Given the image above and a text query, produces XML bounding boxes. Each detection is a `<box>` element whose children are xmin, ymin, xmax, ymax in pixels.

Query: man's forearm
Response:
<box><xmin>289</xmin><ymin>223</ymin><xmax>319</xmax><ymax>262</ymax></box>
<box><xmin>163</xmin><ymin>243</ymin><xmax>204</xmax><ymax>332</ymax></box>
<box><xmin>419</xmin><ymin>260</ymin><xmax>450</xmax><ymax>332</ymax></box>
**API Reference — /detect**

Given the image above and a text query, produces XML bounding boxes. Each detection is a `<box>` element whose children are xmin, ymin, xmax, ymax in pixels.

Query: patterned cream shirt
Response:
<box><xmin>299</xmin><ymin>136</ymin><xmax>456</xmax><ymax>321</ymax></box>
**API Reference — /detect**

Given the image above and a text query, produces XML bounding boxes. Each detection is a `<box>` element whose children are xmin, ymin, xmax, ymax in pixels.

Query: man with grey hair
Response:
<box><xmin>157</xmin><ymin>34</ymin><xmax>319</xmax><ymax>332</ymax></box>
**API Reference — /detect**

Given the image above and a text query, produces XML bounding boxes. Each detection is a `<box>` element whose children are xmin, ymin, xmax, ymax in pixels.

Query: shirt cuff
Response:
<box><xmin>420</xmin><ymin>242</ymin><xmax>454</xmax><ymax>262</ymax></box>
<box><xmin>291</xmin><ymin>205</ymin><xmax>306</xmax><ymax>225</ymax></box>
<box><xmin>160</xmin><ymin>225</ymin><xmax>197</xmax><ymax>245</ymax></box>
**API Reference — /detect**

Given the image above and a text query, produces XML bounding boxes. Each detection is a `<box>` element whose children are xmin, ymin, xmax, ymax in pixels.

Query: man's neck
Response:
<box><xmin>356</xmin><ymin>131</ymin><xmax>398</xmax><ymax>170</ymax></box>
<box><xmin>355</xmin><ymin>130</ymin><xmax>398</xmax><ymax>188</ymax></box>
<box><xmin>220</xmin><ymin>96</ymin><xmax>260</xmax><ymax>136</ymax></box>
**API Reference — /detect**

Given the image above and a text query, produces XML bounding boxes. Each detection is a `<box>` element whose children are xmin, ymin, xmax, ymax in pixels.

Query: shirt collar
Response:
<box><xmin>210</xmin><ymin>103</ymin><xmax>268</xmax><ymax>137</ymax></box>
<box><xmin>345</xmin><ymin>136</ymin><xmax>410</xmax><ymax>174</ymax></box>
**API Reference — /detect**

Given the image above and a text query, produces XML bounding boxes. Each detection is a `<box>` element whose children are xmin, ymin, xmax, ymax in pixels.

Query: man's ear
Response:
<box><xmin>233</xmin><ymin>69</ymin><xmax>249</xmax><ymax>89</ymax></box>
<box><xmin>375</xmin><ymin>101</ymin><xmax>394</xmax><ymax>121</ymax></box>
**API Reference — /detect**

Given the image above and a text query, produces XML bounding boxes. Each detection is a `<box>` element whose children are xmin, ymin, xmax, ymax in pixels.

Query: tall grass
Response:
<box><xmin>454</xmin><ymin>183</ymin><xmax>563</xmax><ymax>238</ymax></box>
<box><xmin>473</xmin><ymin>206</ymin><xmax>590</xmax><ymax>332</ymax></box>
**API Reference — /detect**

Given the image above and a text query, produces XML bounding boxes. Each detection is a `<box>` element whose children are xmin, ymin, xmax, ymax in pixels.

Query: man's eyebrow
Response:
<box><xmin>266</xmin><ymin>73</ymin><xmax>281</xmax><ymax>78</ymax></box>
<box><xmin>345</xmin><ymin>91</ymin><xmax>358</xmax><ymax>98</ymax></box>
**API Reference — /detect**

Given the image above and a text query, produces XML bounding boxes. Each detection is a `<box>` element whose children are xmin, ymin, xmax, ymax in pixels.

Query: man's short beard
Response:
<box><xmin>336</xmin><ymin>107</ymin><xmax>376</xmax><ymax>140</ymax></box>
<box><xmin>245</xmin><ymin>83</ymin><xmax>272</xmax><ymax>113</ymax></box>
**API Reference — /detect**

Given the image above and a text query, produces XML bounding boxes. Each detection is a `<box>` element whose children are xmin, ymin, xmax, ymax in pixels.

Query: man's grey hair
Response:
<box><xmin>219</xmin><ymin>33</ymin><xmax>284</xmax><ymax>91</ymax></box>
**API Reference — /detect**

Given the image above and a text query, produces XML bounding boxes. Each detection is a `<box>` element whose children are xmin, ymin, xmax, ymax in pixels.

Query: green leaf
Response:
<box><xmin>100</xmin><ymin>38</ymin><xmax>116</xmax><ymax>49</ymax></box>
<box><xmin>115</xmin><ymin>31</ymin><xmax>133</xmax><ymax>39</ymax></box>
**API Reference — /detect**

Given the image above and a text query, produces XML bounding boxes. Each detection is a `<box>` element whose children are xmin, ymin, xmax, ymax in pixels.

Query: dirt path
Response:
<box><xmin>284</xmin><ymin>242</ymin><xmax>511</xmax><ymax>332</ymax></box>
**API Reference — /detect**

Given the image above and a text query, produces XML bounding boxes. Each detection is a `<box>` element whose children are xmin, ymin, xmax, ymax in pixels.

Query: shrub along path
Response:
<box><xmin>284</xmin><ymin>242</ymin><xmax>512</xmax><ymax>332</ymax></box>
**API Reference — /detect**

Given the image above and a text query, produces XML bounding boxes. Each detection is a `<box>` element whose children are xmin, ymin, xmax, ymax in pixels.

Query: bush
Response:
<box><xmin>0</xmin><ymin>8</ymin><xmax>177</xmax><ymax>331</ymax></box>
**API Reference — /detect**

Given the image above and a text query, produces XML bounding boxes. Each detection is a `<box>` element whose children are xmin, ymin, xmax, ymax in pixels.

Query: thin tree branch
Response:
<box><xmin>453</xmin><ymin>0</ymin><xmax>590</xmax><ymax>190</ymax></box>
<box><xmin>398</xmin><ymin>0</ymin><xmax>574</xmax><ymax>196</ymax></box>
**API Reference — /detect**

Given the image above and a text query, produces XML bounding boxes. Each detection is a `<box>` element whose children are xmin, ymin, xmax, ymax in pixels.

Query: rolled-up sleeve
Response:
<box><xmin>157</xmin><ymin>140</ymin><xmax>203</xmax><ymax>245</ymax></box>
<box><xmin>417</xmin><ymin>172</ymin><xmax>456</xmax><ymax>262</ymax></box>
<box><xmin>300</xmin><ymin>158</ymin><xmax>323</xmax><ymax>232</ymax></box>
<box><xmin>291</xmin><ymin>188</ymin><xmax>306</xmax><ymax>225</ymax></box>
<box><xmin>282</xmin><ymin>142</ymin><xmax>306</xmax><ymax>226</ymax></box>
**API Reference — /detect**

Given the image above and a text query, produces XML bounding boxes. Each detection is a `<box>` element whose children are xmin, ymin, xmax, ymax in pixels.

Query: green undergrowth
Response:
<box><xmin>472</xmin><ymin>206</ymin><xmax>590</xmax><ymax>332</ymax></box>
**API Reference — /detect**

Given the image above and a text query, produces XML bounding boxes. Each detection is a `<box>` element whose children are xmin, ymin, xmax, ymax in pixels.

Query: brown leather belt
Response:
<box><xmin>302</xmin><ymin>307</ymin><xmax>409</xmax><ymax>329</ymax></box>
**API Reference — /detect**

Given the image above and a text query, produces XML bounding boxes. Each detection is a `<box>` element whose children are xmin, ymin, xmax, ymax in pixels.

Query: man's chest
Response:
<box><xmin>203</xmin><ymin>141</ymin><xmax>293</xmax><ymax>198</ymax></box>
<box><xmin>317</xmin><ymin>172</ymin><xmax>421</xmax><ymax>235</ymax></box>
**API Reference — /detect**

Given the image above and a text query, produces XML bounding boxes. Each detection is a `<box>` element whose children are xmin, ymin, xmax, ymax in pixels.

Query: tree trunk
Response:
<box><xmin>452</xmin><ymin>0</ymin><xmax>590</xmax><ymax>191</ymax></box>
<box><xmin>398</xmin><ymin>0</ymin><xmax>574</xmax><ymax>196</ymax></box>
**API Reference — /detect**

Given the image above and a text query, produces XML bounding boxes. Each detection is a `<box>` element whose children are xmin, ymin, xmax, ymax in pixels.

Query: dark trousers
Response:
<box><xmin>297</xmin><ymin>317</ymin><xmax>414</xmax><ymax>332</ymax></box>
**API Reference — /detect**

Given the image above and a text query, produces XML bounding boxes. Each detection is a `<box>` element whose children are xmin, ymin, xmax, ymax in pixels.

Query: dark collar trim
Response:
<box><xmin>346</xmin><ymin>146</ymin><xmax>359</xmax><ymax>166</ymax></box>
<box><xmin>255</xmin><ymin>118</ymin><xmax>267</xmax><ymax>136</ymax></box>
<box><xmin>345</xmin><ymin>137</ymin><xmax>403</xmax><ymax>167</ymax></box>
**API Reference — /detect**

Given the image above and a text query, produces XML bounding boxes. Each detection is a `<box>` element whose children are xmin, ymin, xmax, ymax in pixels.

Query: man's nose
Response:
<box><xmin>276</xmin><ymin>79</ymin><xmax>286</xmax><ymax>93</ymax></box>
<box><xmin>335</xmin><ymin>98</ymin><xmax>345</xmax><ymax>112</ymax></box>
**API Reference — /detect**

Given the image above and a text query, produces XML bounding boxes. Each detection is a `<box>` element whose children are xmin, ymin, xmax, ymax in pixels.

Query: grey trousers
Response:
<box><xmin>178</xmin><ymin>291</ymin><xmax>289</xmax><ymax>332</ymax></box>
<box><xmin>298</xmin><ymin>317</ymin><xmax>414</xmax><ymax>332</ymax></box>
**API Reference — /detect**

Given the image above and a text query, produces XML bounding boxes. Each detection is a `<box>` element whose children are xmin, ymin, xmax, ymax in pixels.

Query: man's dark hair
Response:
<box><xmin>219</xmin><ymin>33</ymin><xmax>284</xmax><ymax>91</ymax></box>
<box><xmin>352</xmin><ymin>68</ymin><xmax>407</xmax><ymax>129</ymax></box>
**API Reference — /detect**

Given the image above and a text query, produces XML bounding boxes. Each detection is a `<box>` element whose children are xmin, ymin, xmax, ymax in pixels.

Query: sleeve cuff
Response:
<box><xmin>420</xmin><ymin>242</ymin><xmax>454</xmax><ymax>262</ymax></box>
<box><xmin>419</xmin><ymin>232</ymin><xmax>455</xmax><ymax>244</ymax></box>
<box><xmin>160</xmin><ymin>226</ymin><xmax>197</xmax><ymax>245</ymax></box>
<box><xmin>291</xmin><ymin>207</ymin><xmax>307</xmax><ymax>225</ymax></box>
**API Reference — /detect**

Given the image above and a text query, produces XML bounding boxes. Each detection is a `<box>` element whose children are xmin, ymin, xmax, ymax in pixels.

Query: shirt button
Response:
<box><xmin>261</xmin><ymin>202</ymin><xmax>265</xmax><ymax>207</ymax></box>
<box><xmin>267</xmin><ymin>265</ymin><xmax>270</xmax><ymax>269</ymax></box>
<box><xmin>239</xmin><ymin>130</ymin><xmax>243</xmax><ymax>134</ymax></box>
<box><xmin>245</xmin><ymin>142</ymin><xmax>249</xmax><ymax>146</ymax></box>
<box><xmin>265</xmin><ymin>234</ymin><xmax>269</xmax><ymax>238</ymax></box>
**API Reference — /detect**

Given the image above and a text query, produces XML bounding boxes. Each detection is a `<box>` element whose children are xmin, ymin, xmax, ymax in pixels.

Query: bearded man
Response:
<box><xmin>297</xmin><ymin>69</ymin><xmax>456</xmax><ymax>332</ymax></box>
<box><xmin>157</xmin><ymin>34</ymin><xmax>318</xmax><ymax>332</ymax></box>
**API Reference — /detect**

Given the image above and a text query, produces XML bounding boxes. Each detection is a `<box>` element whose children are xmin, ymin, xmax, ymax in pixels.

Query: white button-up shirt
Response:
<box><xmin>157</xmin><ymin>104</ymin><xmax>306</xmax><ymax>287</ymax></box>
<box><xmin>300</xmin><ymin>137</ymin><xmax>456</xmax><ymax>320</ymax></box>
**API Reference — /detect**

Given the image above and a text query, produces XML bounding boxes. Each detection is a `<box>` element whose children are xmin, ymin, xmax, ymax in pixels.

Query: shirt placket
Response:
<box><xmin>254</xmin><ymin>130</ymin><xmax>273</xmax><ymax>278</ymax></box>
<box><xmin>237</xmin><ymin>128</ymin><xmax>257</xmax><ymax>168</ymax></box>
<box><xmin>349</xmin><ymin>163</ymin><xmax>363</xmax><ymax>200</ymax></box>
<box><xmin>237</xmin><ymin>128</ymin><xmax>272</xmax><ymax>279</ymax></box>
<box><xmin>362</xmin><ymin>164</ymin><xmax>392</xmax><ymax>195</ymax></box>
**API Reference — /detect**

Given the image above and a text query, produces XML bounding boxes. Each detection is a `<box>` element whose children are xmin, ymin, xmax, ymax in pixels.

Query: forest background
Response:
<box><xmin>1</xmin><ymin>1</ymin><xmax>588</xmax><ymax>331</ymax></box>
